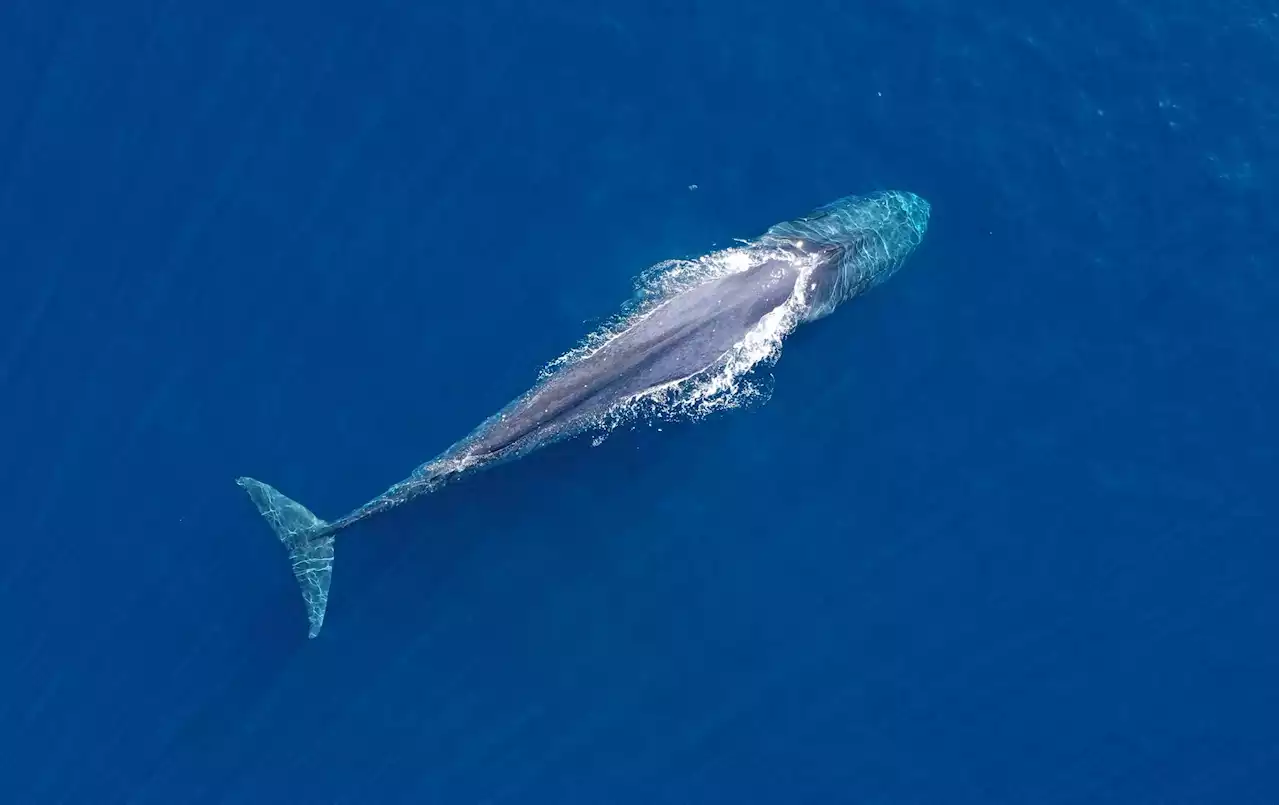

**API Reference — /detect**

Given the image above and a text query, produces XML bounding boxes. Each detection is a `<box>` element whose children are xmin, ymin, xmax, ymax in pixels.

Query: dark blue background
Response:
<box><xmin>1</xmin><ymin>1</ymin><xmax>1273</xmax><ymax>802</ymax></box>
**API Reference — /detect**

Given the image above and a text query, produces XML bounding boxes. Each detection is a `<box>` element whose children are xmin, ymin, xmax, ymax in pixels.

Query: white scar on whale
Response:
<box><xmin>238</xmin><ymin>191</ymin><xmax>931</xmax><ymax>637</ymax></box>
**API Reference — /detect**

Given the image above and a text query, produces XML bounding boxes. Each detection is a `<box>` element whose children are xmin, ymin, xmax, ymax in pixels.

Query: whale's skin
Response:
<box><xmin>463</xmin><ymin>258</ymin><xmax>801</xmax><ymax>461</ymax></box>
<box><xmin>237</xmin><ymin>190</ymin><xmax>931</xmax><ymax>637</ymax></box>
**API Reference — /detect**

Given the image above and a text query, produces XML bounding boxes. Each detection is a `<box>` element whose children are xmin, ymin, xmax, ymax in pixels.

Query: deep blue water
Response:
<box><xmin>1</xmin><ymin>1</ymin><xmax>1274</xmax><ymax>802</ymax></box>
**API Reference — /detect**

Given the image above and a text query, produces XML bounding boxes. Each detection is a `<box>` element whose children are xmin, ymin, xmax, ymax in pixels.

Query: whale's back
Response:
<box><xmin>467</xmin><ymin>259</ymin><xmax>800</xmax><ymax>458</ymax></box>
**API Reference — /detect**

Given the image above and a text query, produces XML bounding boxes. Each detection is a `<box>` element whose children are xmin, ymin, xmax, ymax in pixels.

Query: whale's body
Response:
<box><xmin>239</xmin><ymin>191</ymin><xmax>931</xmax><ymax>637</ymax></box>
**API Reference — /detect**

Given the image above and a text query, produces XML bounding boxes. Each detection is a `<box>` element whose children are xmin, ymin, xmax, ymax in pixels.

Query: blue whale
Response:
<box><xmin>239</xmin><ymin>191</ymin><xmax>930</xmax><ymax>637</ymax></box>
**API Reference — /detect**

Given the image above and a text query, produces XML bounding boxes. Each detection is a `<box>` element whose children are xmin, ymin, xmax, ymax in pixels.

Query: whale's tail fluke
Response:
<box><xmin>237</xmin><ymin>477</ymin><xmax>335</xmax><ymax>638</ymax></box>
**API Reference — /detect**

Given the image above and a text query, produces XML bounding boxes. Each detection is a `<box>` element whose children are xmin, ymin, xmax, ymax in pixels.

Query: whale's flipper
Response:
<box><xmin>237</xmin><ymin>477</ymin><xmax>334</xmax><ymax>638</ymax></box>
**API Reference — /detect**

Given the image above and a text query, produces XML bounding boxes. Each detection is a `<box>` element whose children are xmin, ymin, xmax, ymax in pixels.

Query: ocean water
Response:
<box><xmin>0</xmin><ymin>1</ymin><xmax>1274</xmax><ymax>803</ymax></box>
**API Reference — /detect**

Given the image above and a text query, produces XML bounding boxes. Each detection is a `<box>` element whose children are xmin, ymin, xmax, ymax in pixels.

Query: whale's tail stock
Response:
<box><xmin>237</xmin><ymin>477</ymin><xmax>334</xmax><ymax>638</ymax></box>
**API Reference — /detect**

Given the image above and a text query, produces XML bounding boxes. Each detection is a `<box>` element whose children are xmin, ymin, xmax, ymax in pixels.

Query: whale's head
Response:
<box><xmin>765</xmin><ymin>191</ymin><xmax>930</xmax><ymax>322</ymax></box>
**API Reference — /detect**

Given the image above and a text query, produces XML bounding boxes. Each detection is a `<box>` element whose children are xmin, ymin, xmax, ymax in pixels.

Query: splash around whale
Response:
<box><xmin>238</xmin><ymin>191</ymin><xmax>931</xmax><ymax>637</ymax></box>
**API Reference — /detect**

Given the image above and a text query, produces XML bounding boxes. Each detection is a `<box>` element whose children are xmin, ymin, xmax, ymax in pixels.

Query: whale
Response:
<box><xmin>238</xmin><ymin>190</ymin><xmax>931</xmax><ymax>637</ymax></box>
